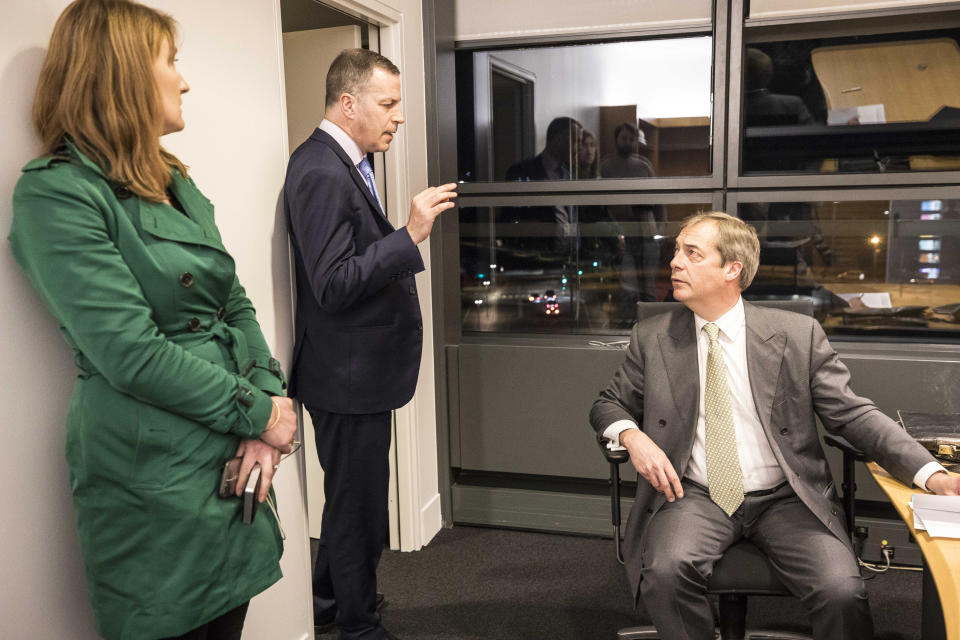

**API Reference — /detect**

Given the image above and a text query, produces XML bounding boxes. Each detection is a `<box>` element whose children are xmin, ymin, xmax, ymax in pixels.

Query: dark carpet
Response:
<box><xmin>315</xmin><ymin>525</ymin><xmax>923</xmax><ymax>639</ymax></box>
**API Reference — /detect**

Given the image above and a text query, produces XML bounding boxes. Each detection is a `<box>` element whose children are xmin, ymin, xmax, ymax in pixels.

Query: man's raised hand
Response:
<box><xmin>406</xmin><ymin>183</ymin><xmax>458</xmax><ymax>245</ymax></box>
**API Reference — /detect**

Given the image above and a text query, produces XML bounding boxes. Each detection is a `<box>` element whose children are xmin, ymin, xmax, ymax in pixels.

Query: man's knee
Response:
<box><xmin>641</xmin><ymin>548</ymin><xmax>708</xmax><ymax>594</ymax></box>
<box><xmin>803</xmin><ymin>573</ymin><xmax>867</xmax><ymax>610</ymax></box>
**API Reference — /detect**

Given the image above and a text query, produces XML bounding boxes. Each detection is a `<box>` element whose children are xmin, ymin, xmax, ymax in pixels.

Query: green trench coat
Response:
<box><xmin>9</xmin><ymin>141</ymin><xmax>285</xmax><ymax>640</ymax></box>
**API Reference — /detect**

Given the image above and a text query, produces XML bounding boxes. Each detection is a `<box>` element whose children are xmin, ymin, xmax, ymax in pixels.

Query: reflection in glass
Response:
<box><xmin>456</xmin><ymin>37</ymin><xmax>713</xmax><ymax>181</ymax></box>
<box><xmin>741</xmin><ymin>29</ymin><xmax>960</xmax><ymax>174</ymax></box>
<box><xmin>738</xmin><ymin>199</ymin><xmax>960</xmax><ymax>337</ymax></box>
<box><xmin>460</xmin><ymin>203</ymin><xmax>709</xmax><ymax>334</ymax></box>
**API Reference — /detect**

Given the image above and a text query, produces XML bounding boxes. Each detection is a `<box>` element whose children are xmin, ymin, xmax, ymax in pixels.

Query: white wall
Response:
<box><xmin>491</xmin><ymin>37</ymin><xmax>713</xmax><ymax>151</ymax></box>
<box><xmin>0</xmin><ymin>2</ymin><xmax>312</xmax><ymax>638</ymax></box>
<box><xmin>454</xmin><ymin>0</ymin><xmax>712</xmax><ymax>42</ymax></box>
<box><xmin>749</xmin><ymin>0</ymin><xmax>957</xmax><ymax>19</ymax></box>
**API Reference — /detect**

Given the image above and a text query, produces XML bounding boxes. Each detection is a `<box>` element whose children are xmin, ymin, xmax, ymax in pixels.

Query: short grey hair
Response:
<box><xmin>680</xmin><ymin>211</ymin><xmax>760</xmax><ymax>290</ymax></box>
<box><xmin>325</xmin><ymin>48</ymin><xmax>400</xmax><ymax>109</ymax></box>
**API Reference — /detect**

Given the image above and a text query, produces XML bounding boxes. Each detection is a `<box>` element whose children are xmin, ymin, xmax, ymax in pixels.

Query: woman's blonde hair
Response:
<box><xmin>32</xmin><ymin>0</ymin><xmax>187</xmax><ymax>201</ymax></box>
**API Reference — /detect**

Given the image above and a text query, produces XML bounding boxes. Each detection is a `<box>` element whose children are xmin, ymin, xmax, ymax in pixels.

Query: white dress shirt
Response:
<box><xmin>319</xmin><ymin>119</ymin><xmax>367</xmax><ymax>182</ymax></box>
<box><xmin>604</xmin><ymin>297</ymin><xmax>945</xmax><ymax>491</ymax></box>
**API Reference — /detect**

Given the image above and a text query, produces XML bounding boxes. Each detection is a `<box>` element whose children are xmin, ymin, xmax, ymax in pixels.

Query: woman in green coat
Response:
<box><xmin>8</xmin><ymin>1</ymin><xmax>298</xmax><ymax>638</ymax></box>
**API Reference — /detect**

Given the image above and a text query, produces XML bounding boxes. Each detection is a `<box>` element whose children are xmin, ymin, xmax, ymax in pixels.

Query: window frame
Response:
<box><xmin>728</xmin><ymin>0</ymin><xmax>960</xmax><ymax>187</ymax></box>
<box><xmin>454</xmin><ymin>5</ymin><xmax>728</xmax><ymax>194</ymax></box>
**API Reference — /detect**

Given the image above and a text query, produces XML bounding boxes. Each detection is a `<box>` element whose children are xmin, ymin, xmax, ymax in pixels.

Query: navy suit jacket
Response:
<box><xmin>285</xmin><ymin>128</ymin><xmax>425</xmax><ymax>414</ymax></box>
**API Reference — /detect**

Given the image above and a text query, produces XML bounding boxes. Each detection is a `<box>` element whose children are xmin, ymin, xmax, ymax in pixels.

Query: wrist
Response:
<box><xmin>619</xmin><ymin>428</ymin><xmax>641</xmax><ymax>448</ymax></box>
<box><xmin>265</xmin><ymin>398</ymin><xmax>280</xmax><ymax>433</ymax></box>
<box><xmin>926</xmin><ymin>470</ymin><xmax>947</xmax><ymax>492</ymax></box>
<box><xmin>405</xmin><ymin>225</ymin><xmax>424</xmax><ymax>245</ymax></box>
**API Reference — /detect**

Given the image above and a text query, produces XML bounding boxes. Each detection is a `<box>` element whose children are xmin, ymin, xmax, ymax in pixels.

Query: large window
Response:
<box><xmin>456</xmin><ymin>36</ymin><xmax>714</xmax><ymax>182</ymax></box>
<box><xmin>447</xmin><ymin>3</ymin><xmax>960</xmax><ymax>342</ymax></box>
<box><xmin>740</xmin><ymin>27</ymin><xmax>960</xmax><ymax>174</ymax></box>
<box><xmin>736</xmin><ymin>195</ymin><xmax>960</xmax><ymax>338</ymax></box>
<box><xmin>460</xmin><ymin>202</ymin><xmax>711</xmax><ymax>334</ymax></box>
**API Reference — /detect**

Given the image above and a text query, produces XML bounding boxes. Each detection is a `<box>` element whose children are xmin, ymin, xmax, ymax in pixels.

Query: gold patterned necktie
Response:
<box><xmin>703</xmin><ymin>322</ymin><xmax>745</xmax><ymax>516</ymax></box>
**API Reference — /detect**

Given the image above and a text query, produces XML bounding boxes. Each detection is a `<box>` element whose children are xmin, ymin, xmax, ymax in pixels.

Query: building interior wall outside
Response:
<box><xmin>4</xmin><ymin>1</ymin><xmax>960</xmax><ymax>639</ymax></box>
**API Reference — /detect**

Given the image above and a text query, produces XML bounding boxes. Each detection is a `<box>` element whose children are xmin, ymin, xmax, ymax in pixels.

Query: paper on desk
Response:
<box><xmin>827</xmin><ymin>104</ymin><xmax>886</xmax><ymax>126</ymax></box>
<box><xmin>910</xmin><ymin>494</ymin><xmax>960</xmax><ymax>538</ymax></box>
<box><xmin>838</xmin><ymin>292</ymin><xmax>892</xmax><ymax>308</ymax></box>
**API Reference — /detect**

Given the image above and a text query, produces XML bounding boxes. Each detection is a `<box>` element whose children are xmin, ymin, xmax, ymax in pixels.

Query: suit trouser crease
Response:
<box><xmin>638</xmin><ymin>480</ymin><xmax>872</xmax><ymax>640</ymax></box>
<box><xmin>309</xmin><ymin>408</ymin><xmax>391</xmax><ymax>640</ymax></box>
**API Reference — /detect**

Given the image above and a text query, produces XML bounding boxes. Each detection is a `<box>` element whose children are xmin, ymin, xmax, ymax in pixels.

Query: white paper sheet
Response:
<box><xmin>910</xmin><ymin>494</ymin><xmax>960</xmax><ymax>538</ymax></box>
<box><xmin>827</xmin><ymin>104</ymin><xmax>886</xmax><ymax>126</ymax></box>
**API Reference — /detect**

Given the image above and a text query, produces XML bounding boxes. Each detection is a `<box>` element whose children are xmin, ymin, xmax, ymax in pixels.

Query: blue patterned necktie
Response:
<box><xmin>358</xmin><ymin>157</ymin><xmax>384</xmax><ymax>214</ymax></box>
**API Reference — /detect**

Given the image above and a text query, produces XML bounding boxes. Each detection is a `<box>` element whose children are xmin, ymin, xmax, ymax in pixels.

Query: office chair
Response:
<box><xmin>599</xmin><ymin>434</ymin><xmax>810</xmax><ymax>640</ymax></box>
<box><xmin>821</xmin><ymin>434</ymin><xmax>869</xmax><ymax>546</ymax></box>
<box><xmin>599</xmin><ymin>299</ymin><xmax>820</xmax><ymax>639</ymax></box>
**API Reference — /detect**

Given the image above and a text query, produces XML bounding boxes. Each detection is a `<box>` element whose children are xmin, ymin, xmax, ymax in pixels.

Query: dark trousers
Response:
<box><xmin>639</xmin><ymin>480</ymin><xmax>871</xmax><ymax>640</ymax></box>
<box><xmin>308</xmin><ymin>407</ymin><xmax>391</xmax><ymax>640</ymax></box>
<box><xmin>159</xmin><ymin>602</ymin><xmax>249</xmax><ymax>640</ymax></box>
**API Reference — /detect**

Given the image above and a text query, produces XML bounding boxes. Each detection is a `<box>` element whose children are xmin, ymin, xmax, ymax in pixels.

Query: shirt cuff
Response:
<box><xmin>914</xmin><ymin>461</ymin><xmax>948</xmax><ymax>491</ymax></box>
<box><xmin>602</xmin><ymin>420</ymin><xmax>639</xmax><ymax>448</ymax></box>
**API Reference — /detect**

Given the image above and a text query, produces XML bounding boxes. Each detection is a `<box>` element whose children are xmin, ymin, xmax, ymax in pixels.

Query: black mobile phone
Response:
<box><xmin>242</xmin><ymin>464</ymin><xmax>262</xmax><ymax>524</ymax></box>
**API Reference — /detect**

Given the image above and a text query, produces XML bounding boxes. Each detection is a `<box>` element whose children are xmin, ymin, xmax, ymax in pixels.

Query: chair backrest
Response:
<box><xmin>636</xmin><ymin>298</ymin><xmax>814</xmax><ymax>322</ymax></box>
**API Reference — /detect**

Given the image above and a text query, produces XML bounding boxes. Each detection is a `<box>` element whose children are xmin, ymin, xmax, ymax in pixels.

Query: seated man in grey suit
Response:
<box><xmin>590</xmin><ymin>211</ymin><xmax>960</xmax><ymax>640</ymax></box>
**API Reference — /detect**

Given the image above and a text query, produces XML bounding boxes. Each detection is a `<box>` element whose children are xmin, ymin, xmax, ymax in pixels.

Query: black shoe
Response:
<box><xmin>313</xmin><ymin>613</ymin><xmax>335</xmax><ymax>636</ymax></box>
<box><xmin>314</xmin><ymin>593</ymin><xmax>386</xmax><ymax>635</ymax></box>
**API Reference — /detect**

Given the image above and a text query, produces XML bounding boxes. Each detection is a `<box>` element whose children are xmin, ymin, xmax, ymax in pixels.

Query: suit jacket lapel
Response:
<box><xmin>744</xmin><ymin>302</ymin><xmax>787</xmax><ymax>436</ymax></box>
<box><xmin>659</xmin><ymin>310</ymin><xmax>699</xmax><ymax>437</ymax></box>
<box><xmin>312</xmin><ymin>129</ymin><xmax>394</xmax><ymax>232</ymax></box>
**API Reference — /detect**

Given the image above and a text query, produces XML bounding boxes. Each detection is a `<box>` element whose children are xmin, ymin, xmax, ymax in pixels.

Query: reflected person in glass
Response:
<box><xmin>599</xmin><ymin>121</ymin><xmax>654</xmax><ymax>179</ymax></box>
<box><xmin>601</xmin><ymin>122</ymin><xmax>663</xmax><ymax>305</ymax></box>
<box><xmin>506</xmin><ymin>116</ymin><xmax>582</xmax><ymax>182</ymax></box>
<box><xmin>744</xmin><ymin>47</ymin><xmax>814</xmax><ymax>127</ymax></box>
<box><xmin>577</xmin><ymin>129</ymin><xmax>600</xmax><ymax>179</ymax></box>
<box><xmin>503</xmin><ymin>117</ymin><xmax>584</xmax><ymax>261</ymax></box>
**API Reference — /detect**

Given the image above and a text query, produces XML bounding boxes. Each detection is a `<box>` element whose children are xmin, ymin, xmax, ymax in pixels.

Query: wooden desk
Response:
<box><xmin>867</xmin><ymin>462</ymin><xmax>960</xmax><ymax>640</ymax></box>
<box><xmin>812</xmin><ymin>39</ymin><xmax>960</xmax><ymax>123</ymax></box>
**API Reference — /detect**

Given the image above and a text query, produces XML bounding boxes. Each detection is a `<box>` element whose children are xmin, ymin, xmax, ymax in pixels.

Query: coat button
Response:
<box><xmin>112</xmin><ymin>184</ymin><xmax>132</xmax><ymax>199</ymax></box>
<box><xmin>658</xmin><ymin>419</ymin><xmax>667</xmax><ymax>428</ymax></box>
<box><xmin>187</xmin><ymin>317</ymin><xmax>201</xmax><ymax>332</ymax></box>
<box><xmin>179</xmin><ymin>272</ymin><xmax>194</xmax><ymax>287</ymax></box>
<box><xmin>216</xmin><ymin>307</ymin><xmax>225</xmax><ymax>320</ymax></box>
<box><xmin>779</xmin><ymin>428</ymin><xmax>789</xmax><ymax>435</ymax></box>
<box><xmin>236</xmin><ymin>387</ymin><xmax>255</xmax><ymax>408</ymax></box>
<box><xmin>409</xmin><ymin>285</ymin><xmax>417</xmax><ymax>295</ymax></box>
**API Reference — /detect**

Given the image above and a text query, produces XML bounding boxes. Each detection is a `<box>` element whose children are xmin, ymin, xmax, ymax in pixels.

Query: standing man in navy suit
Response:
<box><xmin>284</xmin><ymin>48</ymin><xmax>457</xmax><ymax>640</ymax></box>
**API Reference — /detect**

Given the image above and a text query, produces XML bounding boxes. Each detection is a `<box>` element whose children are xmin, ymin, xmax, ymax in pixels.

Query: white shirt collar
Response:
<box><xmin>694</xmin><ymin>296</ymin><xmax>745</xmax><ymax>342</ymax></box>
<box><xmin>319</xmin><ymin>119</ymin><xmax>364</xmax><ymax>166</ymax></box>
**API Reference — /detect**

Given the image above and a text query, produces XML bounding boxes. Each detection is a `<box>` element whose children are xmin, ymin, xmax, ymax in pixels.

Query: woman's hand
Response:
<box><xmin>260</xmin><ymin>396</ymin><xmax>297</xmax><ymax>453</ymax></box>
<box><xmin>234</xmin><ymin>439</ymin><xmax>282</xmax><ymax>502</ymax></box>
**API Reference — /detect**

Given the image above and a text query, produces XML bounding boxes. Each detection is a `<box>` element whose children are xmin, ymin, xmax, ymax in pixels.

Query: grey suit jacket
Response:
<box><xmin>590</xmin><ymin>301</ymin><xmax>935</xmax><ymax>597</ymax></box>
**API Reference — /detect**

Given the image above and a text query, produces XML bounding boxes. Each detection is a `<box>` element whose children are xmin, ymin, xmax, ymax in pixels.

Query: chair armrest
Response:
<box><xmin>823</xmin><ymin>433</ymin><xmax>869</xmax><ymax>461</ymax></box>
<box><xmin>596</xmin><ymin>430</ymin><xmax>630</xmax><ymax>464</ymax></box>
